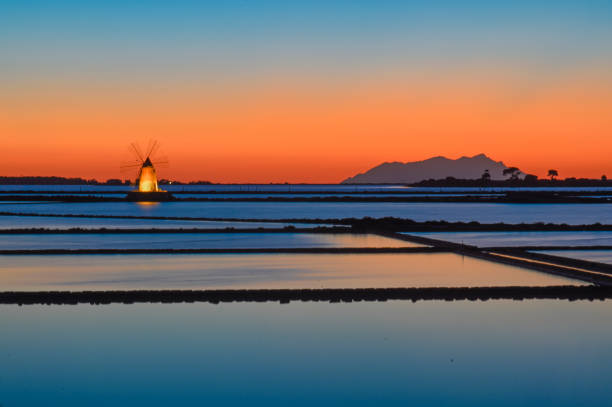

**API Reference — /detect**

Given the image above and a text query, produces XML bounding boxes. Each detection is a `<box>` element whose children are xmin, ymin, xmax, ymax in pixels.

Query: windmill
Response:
<box><xmin>121</xmin><ymin>140</ymin><xmax>172</xmax><ymax>200</ymax></box>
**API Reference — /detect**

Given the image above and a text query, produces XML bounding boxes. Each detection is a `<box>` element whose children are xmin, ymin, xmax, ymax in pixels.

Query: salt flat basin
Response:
<box><xmin>2</xmin><ymin>201</ymin><xmax>612</xmax><ymax>224</ymax></box>
<box><xmin>0</xmin><ymin>233</ymin><xmax>418</xmax><ymax>250</ymax></box>
<box><xmin>1</xmin><ymin>300</ymin><xmax>611</xmax><ymax>407</ymax></box>
<box><xmin>0</xmin><ymin>253</ymin><xmax>582</xmax><ymax>291</ymax></box>
<box><xmin>407</xmin><ymin>231</ymin><xmax>612</xmax><ymax>247</ymax></box>
<box><xmin>536</xmin><ymin>250</ymin><xmax>612</xmax><ymax>265</ymax></box>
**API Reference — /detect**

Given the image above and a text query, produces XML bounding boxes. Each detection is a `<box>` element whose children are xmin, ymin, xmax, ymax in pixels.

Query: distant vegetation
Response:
<box><xmin>414</xmin><ymin>165</ymin><xmax>610</xmax><ymax>187</ymax></box>
<box><xmin>548</xmin><ymin>169</ymin><xmax>559</xmax><ymax>180</ymax></box>
<box><xmin>502</xmin><ymin>166</ymin><xmax>521</xmax><ymax>180</ymax></box>
<box><xmin>412</xmin><ymin>175</ymin><xmax>611</xmax><ymax>187</ymax></box>
<box><xmin>0</xmin><ymin>176</ymin><xmax>212</xmax><ymax>185</ymax></box>
<box><xmin>0</xmin><ymin>176</ymin><xmax>113</xmax><ymax>185</ymax></box>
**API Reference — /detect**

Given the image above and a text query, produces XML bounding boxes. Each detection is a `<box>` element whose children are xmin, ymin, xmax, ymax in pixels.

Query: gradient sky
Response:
<box><xmin>1</xmin><ymin>1</ymin><xmax>611</xmax><ymax>182</ymax></box>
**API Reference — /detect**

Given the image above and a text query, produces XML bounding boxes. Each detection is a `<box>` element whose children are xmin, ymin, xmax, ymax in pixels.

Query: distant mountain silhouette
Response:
<box><xmin>342</xmin><ymin>154</ymin><xmax>513</xmax><ymax>184</ymax></box>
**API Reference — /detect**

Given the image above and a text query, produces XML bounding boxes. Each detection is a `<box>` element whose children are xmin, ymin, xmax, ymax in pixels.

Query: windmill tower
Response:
<box><xmin>122</xmin><ymin>140</ymin><xmax>173</xmax><ymax>201</ymax></box>
<box><xmin>138</xmin><ymin>156</ymin><xmax>160</xmax><ymax>192</ymax></box>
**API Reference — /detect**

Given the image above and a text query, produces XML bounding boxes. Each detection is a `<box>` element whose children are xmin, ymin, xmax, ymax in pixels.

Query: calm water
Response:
<box><xmin>0</xmin><ymin>192</ymin><xmax>505</xmax><ymax>198</ymax></box>
<box><xmin>0</xmin><ymin>253</ymin><xmax>581</xmax><ymax>291</ymax></box>
<box><xmin>2</xmin><ymin>184</ymin><xmax>609</xmax><ymax>407</ymax></box>
<box><xmin>0</xmin><ymin>232</ymin><xmax>418</xmax><ymax>250</ymax></box>
<box><xmin>2</xmin><ymin>184</ymin><xmax>612</xmax><ymax>192</ymax></box>
<box><xmin>2</xmin><ymin>201</ymin><xmax>612</xmax><ymax>224</ymax></box>
<box><xmin>0</xmin><ymin>184</ymin><xmax>406</xmax><ymax>192</ymax></box>
<box><xmin>1</xmin><ymin>300</ymin><xmax>610</xmax><ymax>406</ymax></box>
<box><xmin>409</xmin><ymin>231</ymin><xmax>612</xmax><ymax>247</ymax></box>
<box><xmin>537</xmin><ymin>250</ymin><xmax>612</xmax><ymax>265</ymax></box>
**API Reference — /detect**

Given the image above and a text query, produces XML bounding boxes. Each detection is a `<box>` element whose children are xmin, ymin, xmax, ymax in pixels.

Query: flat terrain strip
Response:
<box><xmin>380</xmin><ymin>232</ymin><xmax>612</xmax><ymax>286</ymax></box>
<box><xmin>0</xmin><ymin>286</ymin><xmax>608</xmax><ymax>305</ymax></box>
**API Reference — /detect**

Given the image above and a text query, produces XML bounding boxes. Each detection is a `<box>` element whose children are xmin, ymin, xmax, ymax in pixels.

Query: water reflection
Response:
<box><xmin>0</xmin><ymin>300</ymin><xmax>610</xmax><ymax>406</ymax></box>
<box><xmin>0</xmin><ymin>233</ymin><xmax>420</xmax><ymax>250</ymax></box>
<box><xmin>0</xmin><ymin>253</ymin><xmax>580</xmax><ymax>291</ymax></box>
<box><xmin>2</xmin><ymin>201</ymin><xmax>611</xmax><ymax>224</ymax></box>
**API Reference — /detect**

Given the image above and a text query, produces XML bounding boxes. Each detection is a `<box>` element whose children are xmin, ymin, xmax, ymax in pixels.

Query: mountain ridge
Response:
<box><xmin>341</xmin><ymin>154</ymin><xmax>512</xmax><ymax>184</ymax></box>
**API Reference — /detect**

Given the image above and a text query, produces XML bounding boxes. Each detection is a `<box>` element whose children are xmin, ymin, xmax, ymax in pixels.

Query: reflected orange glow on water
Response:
<box><xmin>0</xmin><ymin>253</ymin><xmax>582</xmax><ymax>291</ymax></box>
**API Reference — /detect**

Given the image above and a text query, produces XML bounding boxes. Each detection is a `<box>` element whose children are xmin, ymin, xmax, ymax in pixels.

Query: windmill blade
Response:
<box><xmin>144</xmin><ymin>139</ymin><xmax>154</xmax><ymax>158</ymax></box>
<box><xmin>120</xmin><ymin>162</ymin><xmax>142</xmax><ymax>169</ymax></box>
<box><xmin>120</xmin><ymin>161</ymin><xmax>143</xmax><ymax>173</ymax></box>
<box><xmin>148</xmin><ymin>140</ymin><xmax>160</xmax><ymax>159</ymax></box>
<box><xmin>130</xmin><ymin>143</ymin><xmax>145</xmax><ymax>162</ymax></box>
<box><xmin>151</xmin><ymin>155</ymin><xmax>169</xmax><ymax>169</ymax></box>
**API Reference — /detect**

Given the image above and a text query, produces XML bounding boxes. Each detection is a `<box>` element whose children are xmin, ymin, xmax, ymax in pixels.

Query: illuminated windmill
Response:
<box><xmin>122</xmin><ymin>141</ymin><xmax>173</xmax><ymax>201</ymax></box>
<box><xmin>137</xmin><ymin>156</ymin><xmax>160</xmax><ymax>192</ymax></box>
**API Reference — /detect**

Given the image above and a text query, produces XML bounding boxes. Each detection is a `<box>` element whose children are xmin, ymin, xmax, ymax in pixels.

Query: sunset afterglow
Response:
<box><xmin>3</xmin><ymin>3</ymin><xmax>612</xmax><ymax>405</ymax></box>
<box><xmin>2</xmin><ymin>1</ymin><xmax>611</xmax><ymax>182</ymax></box>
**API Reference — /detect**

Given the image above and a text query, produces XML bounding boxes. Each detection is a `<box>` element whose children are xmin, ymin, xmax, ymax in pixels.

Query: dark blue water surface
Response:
<box><xmin>2</xmin><ymin>185</ymin><xmax>611</xmax><ymax>406</ymax></box>
<box><xmin>1</xmin><ymin>184</ymin><xmax>612</xmax><ymax>192</ymax></box>
<box><xmin>2</xmin><ymin>201</ymin><xmax>612</xmax><ymax>224</ymax></box>
<box><xmin>1</xmin><ymin>300</ymin><xmax>610</xmax><ymax>406</ymax></box>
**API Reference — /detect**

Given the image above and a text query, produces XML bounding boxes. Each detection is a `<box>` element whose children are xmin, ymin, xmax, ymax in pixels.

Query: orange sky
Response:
<box><xmin>3</xmin><ymin>1</ymin><xmax>612</xmax><ymax>183</ymax></box>
<box><xmin>1</xmin><ymin>69</ymin><xmax>611</xmax><ymax>183</ymax></box>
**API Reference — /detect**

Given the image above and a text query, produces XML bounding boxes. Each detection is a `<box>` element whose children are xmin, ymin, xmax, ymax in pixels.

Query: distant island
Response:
<box><xmin>342</xmin><ymin>154</ymin><xmax>513</xmax><ymax>184</ymax></box>
<box><xmin>342</xmin><ymin>153</ymin><xmax>611</xmax><ymax>186</ymax></box>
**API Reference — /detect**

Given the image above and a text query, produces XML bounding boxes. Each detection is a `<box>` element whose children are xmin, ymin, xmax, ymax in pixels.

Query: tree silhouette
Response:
<box><xmin>548</xmin><ymin>169</ymin><xmax>558</xmax><ymax>180</ymax></box>
<box><xmin>481</xmin><ymin>169</ymin><xmax>491</xmax><ymax>182</ymax></box>
<box><xmin>503</xmin><ymin>167</ymin><xmax>520</xmax><ymax>180</ymax></box>
<box><xmin>603</xmin><ymin>175</ymin><xmax>608</xmax><ymax>181</ymax></box>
